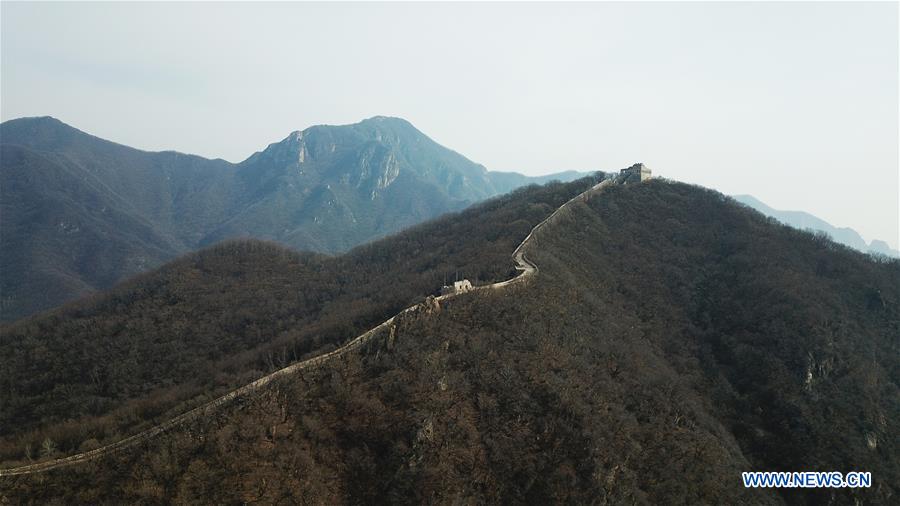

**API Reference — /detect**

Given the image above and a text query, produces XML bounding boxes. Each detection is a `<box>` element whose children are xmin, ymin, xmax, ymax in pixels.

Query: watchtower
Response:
<box><xmin>620</xmin><ymin>163</ymin><xmax>652</xmax><ymax>183</ymax></box>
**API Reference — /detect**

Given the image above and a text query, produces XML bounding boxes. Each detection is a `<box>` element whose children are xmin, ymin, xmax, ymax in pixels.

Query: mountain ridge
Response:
<box><xmin>733</xmin><ymin>194</ymin><xmax>899</xmax><ymax>257</ymax></box>
<box><xmin>0</xmin><ymin>170</ymin><xmax>609</xmax><ymax>478</ymax></box>
<box><xmin>0</xmin><ymin>175</ymin><xmax>603</xmax><ymax>467</ymax></box>
<box><xmin>0</xmin><ymin>115</ymin><xmax>586</xmax><ymax>321</ymax></box>
<box><xmin>2</xmin><ymin>177</ymin><xmax>896</xmax><ymax>504</ymax></box>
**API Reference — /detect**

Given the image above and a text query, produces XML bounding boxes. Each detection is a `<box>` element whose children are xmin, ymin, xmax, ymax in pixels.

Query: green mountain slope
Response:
<box><xmin>0</xmin><ymin>116</ymin><xmax>584</xmax><ymax>321</ymax></box>
<box><xmin>0</xmin><ymin>144</ymin><xmax>184</xmax><ymax>319</ymax></box>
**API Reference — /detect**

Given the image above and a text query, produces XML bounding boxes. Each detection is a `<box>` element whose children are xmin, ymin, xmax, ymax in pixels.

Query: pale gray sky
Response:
<box><xmin>2</xmin><ymin>1</ymin><xmax>898</xmax><ymax>248</ymax></box>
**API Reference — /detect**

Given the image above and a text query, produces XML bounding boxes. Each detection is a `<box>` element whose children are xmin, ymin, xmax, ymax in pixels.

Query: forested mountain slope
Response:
<box><xmin>0</xmin><ymin>144</ymin><xmax>184</xmax><ymax>317</ymax></box>
<box><xmin>3</xmin><ymin>179</ymin><xmax>897</xmax><ymax>505</ymax></box>
<box><xmin>0</xmin><ymin>176</ymin><xmax>601</xmax><ymax>468</ymax></box>
<box><xmin>0</xmin><ymin>116</ymin><xmax>583</xmax><ymax>321</ymax></box>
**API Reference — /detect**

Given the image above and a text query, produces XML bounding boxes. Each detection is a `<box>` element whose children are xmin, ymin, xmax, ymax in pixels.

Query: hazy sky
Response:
<box><xmin>2</xmin><ymin>2</ymin><xmax>898</xmax><ymax>248</ymax></box>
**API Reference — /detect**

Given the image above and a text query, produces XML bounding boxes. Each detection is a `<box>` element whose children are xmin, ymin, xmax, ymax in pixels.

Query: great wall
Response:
<box><xmin>0</xmin><ymin>168</ymin><xmax>642</xmax><ymax>477</ymax></box>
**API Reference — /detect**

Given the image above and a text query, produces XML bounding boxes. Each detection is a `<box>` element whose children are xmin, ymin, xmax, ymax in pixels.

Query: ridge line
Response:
<box><xmin>0</xmin><ymin>175</ymin><xmax>616</xmax><ymax>477</ymax></box>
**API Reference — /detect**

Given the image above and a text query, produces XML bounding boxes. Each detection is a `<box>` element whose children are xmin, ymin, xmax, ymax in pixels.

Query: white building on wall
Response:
<box><xmin>441</xmin><ymin>279</ymin><xmax>473</xmax><ymax>296</ymax></box>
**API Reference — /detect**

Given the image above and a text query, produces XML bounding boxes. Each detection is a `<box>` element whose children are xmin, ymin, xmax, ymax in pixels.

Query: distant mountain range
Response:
<box><xmin>0</xmin><ymin>116</ymin><xmax>584</xmax><ymax>322</ymax></box>
<box><xmin>733</xmin><ymin>194</ymin><xmax>899</xmax><ymax>258</ymax></box>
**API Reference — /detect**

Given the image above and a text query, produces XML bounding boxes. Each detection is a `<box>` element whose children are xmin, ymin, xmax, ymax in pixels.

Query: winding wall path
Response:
<box><xmin>0</xmin><ymin>177</ymin><xmax>616</xmax><ymax>477</ymax></box>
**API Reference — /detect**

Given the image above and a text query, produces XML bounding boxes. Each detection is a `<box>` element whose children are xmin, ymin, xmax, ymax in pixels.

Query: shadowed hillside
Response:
<box><xmin>2</xmin><ymin>179</ymin><xmax>897</xmax><ymax>505</ymax></box>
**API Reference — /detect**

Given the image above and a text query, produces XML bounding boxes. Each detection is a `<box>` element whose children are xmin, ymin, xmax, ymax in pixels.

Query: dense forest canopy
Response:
<box><xmin>3</xmin><ymin>178</ymin><xmax>898</xmax><ymax>505</ymax></box>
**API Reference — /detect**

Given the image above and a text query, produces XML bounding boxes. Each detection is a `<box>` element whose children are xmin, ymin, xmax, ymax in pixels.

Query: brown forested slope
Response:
<box><xmin>3</xmin><ymin>179</ymin><xmax>898</xmax><ymax>505</ymax></box>
<box><xmin>0</xmin><ymin>176</ymin><xmax>601</xmax><ymax>465</ymax></box>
